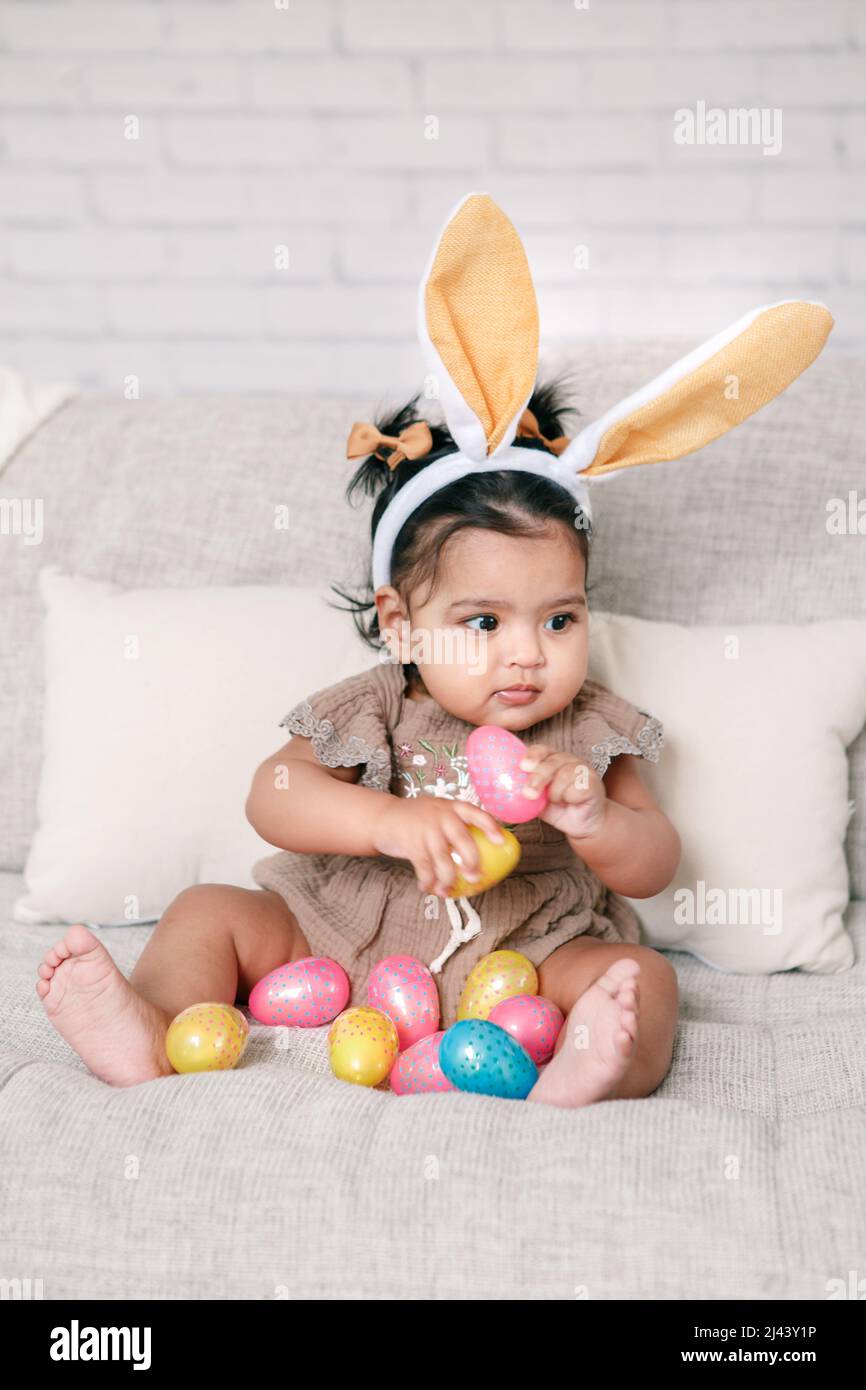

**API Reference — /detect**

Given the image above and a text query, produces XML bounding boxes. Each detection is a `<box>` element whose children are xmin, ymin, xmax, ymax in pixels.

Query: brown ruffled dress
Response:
<box><xmin>251</xmin><ymin>658</ymin><xmax>664</xmax><ymax>1028</ymax></box>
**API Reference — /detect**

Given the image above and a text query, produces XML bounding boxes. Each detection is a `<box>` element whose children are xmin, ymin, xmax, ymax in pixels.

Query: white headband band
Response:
<box><xmin>371</xmin><ymin>446</ymin><xmax>593</xmax><ymax>591</ymax></box>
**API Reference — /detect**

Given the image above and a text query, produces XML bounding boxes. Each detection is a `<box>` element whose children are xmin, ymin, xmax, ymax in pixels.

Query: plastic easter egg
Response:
<box><xmin>488</xmin><ymin>994</ymin><xmax>564</xmax><ymax>1066</ymax></box>
<box><xmin>466</xmin><ymin>725</ymin><xmax>550</xmax><ymax>823</ymax></box>
<box><xmin>328</xmin><ymin>1006</ymin><xmax>399</xmax><ymax>1087</ymax></box>
<box><xmin>448</xmin><ymin>824</ymin><xmax>521</xmax><ymax>897</ymax></box>
<box><xmin>165</xmin><ymin>1002</ymin><xmax>250</xmax><ymax>1074</ymax></box>
<box><xmin>249</xmin><ymin>955</ymin><xmax>349</xmax><ymax>1027</ymax></box>
<box><xmin>389</xmin><ymin>1031</ymin><xmax>455</xmax><ymax>1095</ymax></box>
<box><xmin>439</xmin><ymin>1018</ymin><xmax>538</xmax><ymax>1099</ymax></box>
<box><xmin>367</xmin><ymin>955</ymin><xmax>439</xmax><ymax>1051</ymax></box>
<box><xmin>457</xmin><ymin>949</ymin><xmax>539</xmax><ymax>1021</ymax></box>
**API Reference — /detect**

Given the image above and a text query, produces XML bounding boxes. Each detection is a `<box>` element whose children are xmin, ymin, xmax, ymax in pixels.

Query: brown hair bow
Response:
<box><xmin>346</xmin><ymin>420</ymin><xmax>433</xmax><ymax>470</ymax></box>
<box><xmin>515</xmin><ymin>407</ymin><xmax>570</xmax><ymax>455</ymax></box>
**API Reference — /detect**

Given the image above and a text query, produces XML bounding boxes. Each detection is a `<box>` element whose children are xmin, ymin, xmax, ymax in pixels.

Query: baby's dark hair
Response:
<box><xmin>329</xmin><ymin>374</ymin><xmax>590</xmax><ymax>689</ymax></box>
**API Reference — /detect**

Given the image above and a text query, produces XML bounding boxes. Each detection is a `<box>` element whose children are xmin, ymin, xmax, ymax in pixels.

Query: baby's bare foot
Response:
<box><xmin>36</xmin><ymin>924</ymin><xmax>175</xmax><ymax>1086</ymax></box>
<box><xmin>527</xmin><ymin>957</ymin><xmax>640</xmax><ymax>1108</ymax></box>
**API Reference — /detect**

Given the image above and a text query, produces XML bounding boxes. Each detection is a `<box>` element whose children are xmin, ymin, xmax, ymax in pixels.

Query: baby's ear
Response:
<box><xmin>418</xmin><ymin>192</ymin><xmax>538</xmax><ymax>461</ymax></box>
<box><xmin>559</xmin><ymin>300</ymin><xmax>833</xmax><ymax>480</ymax></box>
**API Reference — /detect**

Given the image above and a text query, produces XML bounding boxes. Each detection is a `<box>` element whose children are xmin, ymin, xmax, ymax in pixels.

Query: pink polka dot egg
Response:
<box><xmin>367</xmin><ymin>954</ymin><xmax>440</xmax><ymax>1051</ymax></box>
<box><xmin>488</xmin><ymin>994</ymin><xmax>564</xmax><ymax>1066</ymax></box>
<box><xmin>390</xmin><ymin>1031</ymin><xmax>455</xmax><ymax>1095</ymax></box>
<box><xmin>466</xmin><ymin>725</ymin><xmax>549</xmax><ymax>823</ymax></box>
<box><xmin>249</xmin><ymin>956</ymin><xmax>350</xmax><ymax>1028</ymax></box>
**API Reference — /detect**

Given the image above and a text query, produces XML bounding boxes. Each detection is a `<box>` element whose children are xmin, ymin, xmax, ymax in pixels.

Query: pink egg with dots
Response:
<box><xmin>249</xmin><ymin>956</ymin><xmax>350</xmax><ymax>1027</ymax></box>
<box><xmin>466</xmin><ymin>725</ymin><xmax>549</xmax><ymax>823</ymax></box>
<box><xmin>390</xmin><ymin>1032</ymin><xmax>455</xmax><ymax>1095</ymax></box>
<box><xmin>367</xmin><ymin>954</ymin><xmax>440</xmax><ymax>1051</ymax></box>
<box><xmin>488</xmin><ymin>994</ymin><xmax>564</xmax><ymax>1066</ymax></box>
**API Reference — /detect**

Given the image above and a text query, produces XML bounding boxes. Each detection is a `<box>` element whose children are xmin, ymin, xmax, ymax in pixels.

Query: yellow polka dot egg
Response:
<box><xmin>328</xmin><ymin>1006</ymin><xmax>399</xmax><ymax>1087</ymax></box>
<box><xmin>165</xmin><ymin>1002</ymin><xmax>250</xmax><ymax>1074</ymax></box>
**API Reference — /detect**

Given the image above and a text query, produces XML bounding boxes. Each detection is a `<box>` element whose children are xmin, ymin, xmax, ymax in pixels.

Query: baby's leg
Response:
<box><xmin>36</xmin><ymin>885</ymin><xmax>310</xmax><ymax>1088</ymax></box>
<box><xmin>526</xmin><ymin>939</ymin><xmax>678</xmax><ymax>1109</ymax></box>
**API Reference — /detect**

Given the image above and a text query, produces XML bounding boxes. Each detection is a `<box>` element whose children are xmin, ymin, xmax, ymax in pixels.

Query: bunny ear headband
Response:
<box><xmin>350</xmin><ymin>191</ymin><xmax>833</xmax><ymax>591</ymax></box>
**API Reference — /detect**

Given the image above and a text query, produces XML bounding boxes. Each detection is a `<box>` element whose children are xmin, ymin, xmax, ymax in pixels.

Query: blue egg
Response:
<box><xmin>439</xmin><ymin>1019</ymin><xmax>538</xmax><ymax>1099</ymax></box>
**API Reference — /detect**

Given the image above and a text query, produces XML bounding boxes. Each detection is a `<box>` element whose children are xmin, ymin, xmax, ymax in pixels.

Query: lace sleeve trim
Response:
<box><xmin>590</xmin><ymin>714</ymin><xmax>664</xmax><ymax>779</ymax></box>
<box><xmin>280</xmin><ymin>700</ymin><xmax>393</xmax><ymax>793</ymax></box>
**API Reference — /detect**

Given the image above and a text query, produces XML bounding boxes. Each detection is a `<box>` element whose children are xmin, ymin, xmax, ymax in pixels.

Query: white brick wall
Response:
<box><xmin>0</xmin><ymin>0</ymin><xmax>862</xmax><ymax>396</ymax></box>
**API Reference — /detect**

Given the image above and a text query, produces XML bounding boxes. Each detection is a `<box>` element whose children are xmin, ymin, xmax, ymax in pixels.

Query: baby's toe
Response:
<box><xmin>37</xmin><ymin>961</ymin><xmax>54</xmax><ymax>980</ymax></box>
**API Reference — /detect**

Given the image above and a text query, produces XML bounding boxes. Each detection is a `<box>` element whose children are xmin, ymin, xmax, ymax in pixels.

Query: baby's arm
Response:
<box><xmin>569</xmin><ymin>755</ymin><xmax>680</xmax><ymax>899</ymax></box>
<box><xmin>246</xmin><ymin>735</ymin><xmax>386</xmax><ymax>857</ymax></box>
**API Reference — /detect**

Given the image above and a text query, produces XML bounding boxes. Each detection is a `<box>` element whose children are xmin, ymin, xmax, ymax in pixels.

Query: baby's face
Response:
<box><xmin>379</xmin><ymin>524</ymin><xmax>588</xmax><ymax>730</ymax></box>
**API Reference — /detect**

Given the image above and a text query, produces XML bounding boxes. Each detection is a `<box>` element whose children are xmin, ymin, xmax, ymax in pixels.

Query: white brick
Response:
<box><xmin>163</xmin><ymin>1</ymin><xmax>333</xmax><ymax>53</ymax></box>
<box><xmin>582</xmin><ymin>54</ymin><xmax>761</xmax><ymax>108</ymax></box>
<box><xmin>672</xmin><ymin>0</ymin><xmax>848</xmax><ymax>50</ymax></box>
<box><xmin>423</xmin><ymin>55</ymin><xmax>760</xmax><ymax>111</ymax></box>
<box><xmin>598</xmin><ymin>285</ymin><xmax>779</xmax><ymax>338</ymax></box>
<box><xmin>536</xmin><ymin>285</ymin><xmax>607</xmax><ymax>337</ymax></box>
<box><xmin>90</xmin><ymin>171</ymin><xmax>405</xmax><ymax>224</ymax></box>
<box><xmin>247</xmin><ymin>58</ymin><xmax>410</xmax><ymax>111</ymax></box>
<box><xmin>0</xmin><ymin>58</ymin><xmax>88</xmax><ymax>107</ymax></box>
<box><xmin>0</xmin><ymin>2</ymin><xmax>161</xmax><ymax>51</ymax></box>
<box><xmin>6</xmin><ymin>227</ymin><xmax>166</xmax><ymax>279</ymax></box>
<box><xmin>1</xmin><ymin>114</ymin><xmax>160</xmax><ymax>165</ymax></box>
<box><xmin>327</xmin><ymin>116</ymin><xmax>489</xmax><ymax>169</ymax></box>
<box><xmin>499</xmin><ymin>115</ymin><xmax>656</xmax><ymax>168</ymax></box>
<box><xmin>0</xmin><ymin>282</ymin><xmax>110</xmax><ymax>332</ymax></box>
<box><xmin>163</xmin><ymin>228</ymin><xmax>334</xmax><ymax>281</ymax></box>
<box><xmin>840</xmin><ymin>112</ymin><xmax>866</xmax><ymax>162</ymax></box>
<box><xmin>162</xmin><ymin>115</ymin><xmax>324</xmax><ymax>166</ymax></box>
<box><xmin>755</xmin><ymin>172</ymin><xmax>866</xmax><ymax>224</ymax></box>
<box><xmin>523</xmin><ymin>230</ymin><xmax>665</xmax><ymax>282</ymax></box>
<box><xmin>105</xmin><ymin>286</ymin><xmax>266</xmax><ymax>335</ymax></box>
<box><xmin>337</xmin><ymin>224</ymin><xmax>431</xmax><ymax>281</ymax></box>
<box><xmin>0</xmin><ymin>169</ymin><xmax>85</xmax><ymax>219</ymax></box>
<box><xmin>504</xmin><ymin>0</ymin><xmax>667</xmax><ymax>52</ymax></box>
<box><xmin>841</xmin><ymin>234</ymin><xmax>866</xmax><ymax>284</ymax></box>
<box><xmin>86</xmin><ymin>58</ymin><xmax>242</xmax><ymax>110</ymax></box>
<box><xmin>341</xmin><ymin>0</ymin><xmax>496</xmax><ymax>52</ymax></box>
<box><xmin>667</xmin><ymin>230</ymin><xmax>839</xmax><ymax>284</ymax></box>
<box><xmin>760</xmin><ymin>54</ymin><xmax>866</xmax><ymax>105</ymax></box>
<box><xmin>423</xmin><ymin>58</ymin><xmax>585</xmax><ymax>111</ymax></box>
<box><xmin>265</xmin><ymin>286</ymin><xmax>411</xmax><ymax>338</ymax></box>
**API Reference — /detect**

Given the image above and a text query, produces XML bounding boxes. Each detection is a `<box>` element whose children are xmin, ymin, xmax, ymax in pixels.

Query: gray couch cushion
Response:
<box><xmin>2</xmin><ymin>345</ymin><xmax>864</xmax><ymax>896</ymax></box>
<box><xmin>1</xmin><ymin>871</ymin><xmax>864</xmax><ymax>1300</ymax></box>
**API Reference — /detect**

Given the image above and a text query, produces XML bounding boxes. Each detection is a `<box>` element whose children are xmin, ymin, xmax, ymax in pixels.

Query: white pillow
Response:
<box><xmin>587</xmin><ymin>610</ymin><xmax>866</xmax><ymax>973</ymax></box>
<box><xmin>15</xmin><ymin>567</ymin><xmax>380</xmax><ymax>926</ymax></box>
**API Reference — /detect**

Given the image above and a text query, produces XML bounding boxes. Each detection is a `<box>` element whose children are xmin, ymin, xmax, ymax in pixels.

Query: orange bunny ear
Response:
<box><xmin>418</xmin><ymin>192</ymin><xmax>539</xmax><ymax>460</ymax></box>
<box><xmin>559</xmin><ymin>300</ymin><xmax>834</xmax><ymax>480</ymax></box>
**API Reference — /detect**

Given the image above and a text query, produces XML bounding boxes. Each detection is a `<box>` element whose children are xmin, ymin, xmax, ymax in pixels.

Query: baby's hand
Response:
<box><xmin>519</xmin><ymin>743</ymin><xmax>608</xmax><ymax>841</ymax></box>
<box><xmin>371</xmin><ymin>795</ymin><xmax>506</xmax><ymax>898</ymax></box>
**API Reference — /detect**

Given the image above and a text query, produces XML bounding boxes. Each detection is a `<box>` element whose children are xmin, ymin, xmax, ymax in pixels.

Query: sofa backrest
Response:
<box><xmin>2</xmin><ymin>341</ymin><xmax>864</xmax><ymax>894</ymax></box>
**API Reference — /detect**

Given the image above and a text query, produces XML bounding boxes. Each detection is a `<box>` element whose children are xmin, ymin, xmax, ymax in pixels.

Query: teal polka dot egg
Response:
<box><xmin>439</xmin><ymin>1018</ymin><xmax>538</xmax><ymax>1099</ymax></box>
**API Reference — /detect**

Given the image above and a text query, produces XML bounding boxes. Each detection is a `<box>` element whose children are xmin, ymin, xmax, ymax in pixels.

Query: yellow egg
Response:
<box><xmin>328</xmin><ymin>1006</ymin><xmax>399</xmax><ymax>1087</ymax></box>
<box><xmin>448</xmin><ymin>825</ymin><xmax>521</xmax><ymax>897</ymax></box>
<box><xmin>165</xmin><ymin>1002</ymin><xmax>250</xmax><ymax>1073</ymax></box>
<box><xmin>457</xmin><ymin>949</ymin><xmax>539</xmax><ymax>1021</ymax></box>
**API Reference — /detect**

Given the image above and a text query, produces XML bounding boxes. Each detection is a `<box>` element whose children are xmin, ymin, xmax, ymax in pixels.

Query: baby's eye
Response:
<box><xmin>464</xmin><ymin>614</ymin><xmax>498</xmax><ymax>632</ymax></box>
<box><xmin>545</xmin><ymin>612</ymin><xmax>578</xmax><ymax>632</ymax></box>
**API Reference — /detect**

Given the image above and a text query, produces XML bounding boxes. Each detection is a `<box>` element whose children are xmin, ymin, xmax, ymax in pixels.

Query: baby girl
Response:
<box><xmin>33</xmin><ymin>187</ymin><xmax>831</xmax><ymax>1104</ymax></box>
<box><xmin>35</xmin><ymin>375</ymin><xmax>681</xmax><ymax>1106</ymax></box>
